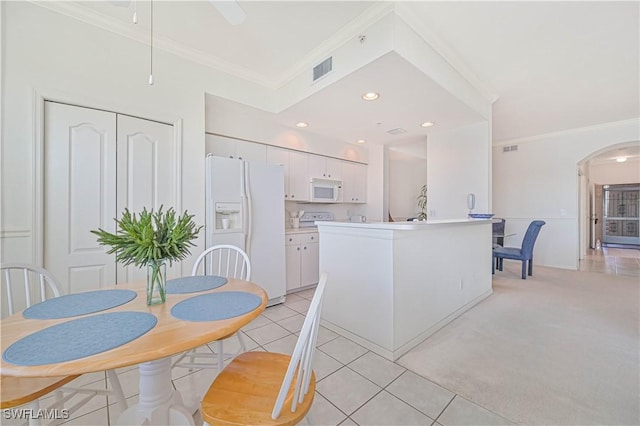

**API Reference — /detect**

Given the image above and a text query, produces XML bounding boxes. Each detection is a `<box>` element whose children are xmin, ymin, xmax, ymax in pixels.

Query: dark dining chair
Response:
<box><xmin>493</xmin><ymin>220</ymin><xmax>546</xmax><ymax>279</ymax></box>
<box><xmin>492</xmin><ymin>218</ymin><xmax>506</xmax><ymax>247</ymax></box>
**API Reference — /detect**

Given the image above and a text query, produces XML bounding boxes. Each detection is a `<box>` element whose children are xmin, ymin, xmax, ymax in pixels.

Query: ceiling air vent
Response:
<box><xmin>387</xmin><ymin>128</ymin><xmax>407</xmax><ymax>135</ymax></box>
<box><xmin>313</xmin><ymin>57</ymin><xmax>333</xmax><ymax>82</ymax></box>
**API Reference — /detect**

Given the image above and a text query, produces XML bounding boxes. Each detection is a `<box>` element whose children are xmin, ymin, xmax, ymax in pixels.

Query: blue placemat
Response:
<box><xmin>23</xmin><ymin>289</ymin><xmax>137</xmax><ymax>319</ymax></box>
<box><xmin>171</xmin><ymin>291</ymin><xmax>262</xmax><ymax>322</ymax></box>
<box><xmin>3</xmin><ymin>312</ymin><xmax>157</xmax><ymax>366</ymax></box>
<box><xmin>166</xmin><ymin>275</ymin><xmax>227</xmax><ymax>294</ymax></box>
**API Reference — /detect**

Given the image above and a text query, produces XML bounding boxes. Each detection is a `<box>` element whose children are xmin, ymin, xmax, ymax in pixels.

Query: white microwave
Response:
<box><xmin>309</xmin><ymin>178</ymin><xmax>343</xmax><ymax>203</ymax></box>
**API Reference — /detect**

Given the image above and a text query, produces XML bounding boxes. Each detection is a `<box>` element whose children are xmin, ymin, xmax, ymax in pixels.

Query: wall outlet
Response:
<box><xmin>459</xmin><ymin>279</ymin><xmax>464</xmax><ymax>290</ymax></box>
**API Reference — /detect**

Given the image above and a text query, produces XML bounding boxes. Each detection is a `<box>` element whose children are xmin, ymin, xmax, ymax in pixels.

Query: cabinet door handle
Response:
<box><xmin>288</xmin><ymin>238</ymin><xmax>293</xmax><ymax>242</ymax></box>
<box><xmin>310</xmin><ymin>236</ymin><xmax>314</xmax><ymax>240</ymax></box>
<box><xmin>291</xmin><ymin>195</ymin><xmax>295</xmax><ymax>199</ymax></box>
<box><xmin>303</xmin><ymin>246</ymin><xmax>307</xmax><ymax>250</ymax></box>
<box><xmin>297</xmin><ymin>247</ymin><xmax>300</xmax><ymax>251</ymax></box>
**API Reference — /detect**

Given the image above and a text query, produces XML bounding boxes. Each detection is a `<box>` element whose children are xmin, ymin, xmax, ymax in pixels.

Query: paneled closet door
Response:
<box><xmin>44</xmin><ymin>102</ymin><xmax>117</xmax><ymax>294</ymax></box>
<box><xmin>116</xmin><ymin>115</ymin><xmax>175</xmax><ymax>284</ymax></box>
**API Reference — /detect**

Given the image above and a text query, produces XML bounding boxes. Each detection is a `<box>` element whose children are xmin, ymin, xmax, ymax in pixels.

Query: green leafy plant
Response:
<box><xmin>91</xmin><ymin>206</ymin><xmax>202</xmax><ymax>267</ymax></box>
<box><xmin>416</xmin><ymin>184</ymin><xmax>428</xmax><ymax>220</ymax></box>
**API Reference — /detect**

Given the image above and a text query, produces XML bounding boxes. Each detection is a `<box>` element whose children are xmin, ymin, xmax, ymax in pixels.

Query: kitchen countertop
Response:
<box><xmin>285</xmin><ymin>227</ymin><xmax>319</xmax><ymax>234</ymax></box>
<box><xmin>315</xmin><ymin>218</ymin><xmax>492</xmax><ymax>230</ymax></box>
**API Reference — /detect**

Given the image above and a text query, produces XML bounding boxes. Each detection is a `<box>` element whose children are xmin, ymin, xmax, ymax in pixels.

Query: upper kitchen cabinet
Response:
<box><xmin>206</xmin><ymin>134</ymin><xmax>266</xmax><ymax>163</ymax></box>
<box><xmin>342</xmin><ymin>161</ymin><xmax>367</xmax><ymax>203</ymax></box>
<box><xmin>308</xmin><ymin>155</ymin><xmax>342</xmax><ymax>181</ymax></box>
<box><xmin>266</xmin><ymin>146</ymin><xmax>309</xmax><ymax>201</ymax></box>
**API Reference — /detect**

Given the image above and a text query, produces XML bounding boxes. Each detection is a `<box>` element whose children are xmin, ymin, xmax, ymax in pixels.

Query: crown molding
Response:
<box><xmin>272</xmin><ymin>1</ymin><xmax>395</xmax><ymax>89</ymax></box>
<box><xmin>30</xmin><ymin>0</ymin><xmax>274</xmax><ymax>88</ymax></box>
<box><xmin>393</xmin><ymin>2</ymin><xmax>499</xmax><ymax>105</ymax></box>
<box><xmin>495</xmin><ymin>117</ymin><xmax>640</xmax><ymax>146</ymax></box>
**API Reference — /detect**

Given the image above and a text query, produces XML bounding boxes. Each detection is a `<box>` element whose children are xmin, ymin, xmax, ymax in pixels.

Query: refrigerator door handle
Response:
<box><xmin>243</xmin><ymin>161</ymin><xmax>253</xmax><ymax>255</ymax></box>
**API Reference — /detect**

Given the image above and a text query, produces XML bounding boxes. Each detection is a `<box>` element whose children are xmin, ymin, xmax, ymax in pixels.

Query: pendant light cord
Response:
<box><xmin>148</xmin><ymin>0</ymin><xmax>154</xmax><ymax>85</ymax></box>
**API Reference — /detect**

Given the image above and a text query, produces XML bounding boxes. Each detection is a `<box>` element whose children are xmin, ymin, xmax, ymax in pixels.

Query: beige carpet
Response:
<box><xmin>398</xmin><ymin>263</ymin><xmax>640</xmax><ymax>425</ymax></box>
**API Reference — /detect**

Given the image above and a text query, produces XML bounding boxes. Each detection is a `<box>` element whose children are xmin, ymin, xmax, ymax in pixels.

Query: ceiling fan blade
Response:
<box><xmin>109</xmin><ymin>0</ymin><xmax>131</xmax><ymax>7</ymax></box>
<box><xmin>211</xmin><ymin>0</ymin><xmax>246</xmax><ymax>25</ymax></box>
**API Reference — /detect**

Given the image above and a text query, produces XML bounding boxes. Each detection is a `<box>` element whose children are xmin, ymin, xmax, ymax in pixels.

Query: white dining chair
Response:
<box><xmin>200</xmin><ymin>272</ymin><xmax>328</xmax><ymax>426</ymax></box>
<box><xmin>171</xmin><ymin>245</ymin><xmax>252</xmax><ymax>372</ymax></box>
<box><xmin>0</xmin><ymin>263</ymin><xmax>127</xmax><ymax>423</ymax></box>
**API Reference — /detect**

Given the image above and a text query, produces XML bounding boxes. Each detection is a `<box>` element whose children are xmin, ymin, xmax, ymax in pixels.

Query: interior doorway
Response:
<box><xmin>578</xmin><ymin>142</ymin><xmax>640</xmax><ymax>261</ymax></box>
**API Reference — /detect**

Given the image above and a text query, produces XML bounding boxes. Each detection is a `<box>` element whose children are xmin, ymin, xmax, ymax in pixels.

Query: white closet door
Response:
<box><xmin>116</xmin><ymin>115</ymin><xmax>175</xmax><ymax>284</ymax></box>
<box><xmin>44</xmin><ymin>102</ymin><xmax>117</xmax><ymax>294</ymax></box>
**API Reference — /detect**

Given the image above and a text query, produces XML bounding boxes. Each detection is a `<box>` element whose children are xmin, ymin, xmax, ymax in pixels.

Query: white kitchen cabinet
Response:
<box><xmin>267</xmin><ymin>146</ymin><xmax>309</xmax><ymax>201</ymax></box>
<box><xmin>309</xmin><ymin>154</ymin><xmax>342</xmax><ymax>180</ymax></box>
<box><xmin>206</xmin><ymin>134</ymin><xmax>266</xmax><ymax>163</ymax></box>
<box><xmin>342</xmin><ymin>161</ymin><xmax>367</xmax><ymax>203</ymax></box>
<box><xmin>285</xmin><ymin>232</ymin><xmax>319</xmax><ymax>292</ymax></box>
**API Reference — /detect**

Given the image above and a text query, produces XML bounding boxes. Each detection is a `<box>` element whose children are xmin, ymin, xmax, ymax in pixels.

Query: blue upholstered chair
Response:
<box><xmin>492</xmin><ymin>220</ymin><xmax>546</xmax><ymax>279</ymax></box>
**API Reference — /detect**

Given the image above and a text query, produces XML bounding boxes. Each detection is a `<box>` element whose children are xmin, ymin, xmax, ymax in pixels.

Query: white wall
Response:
<box><xmin>589</xmin><ymin>159</ymin><xmax>640</xmax><ymax>185</ymax></box>
<box><xmin>427</xmin><ymin>122</ymin><xmax>491</xmax><ymax>219</ymax></box>
<box><xmin>0</xmin><ymin>2</ymin><xmax>270</xmax><ymax>267</ymax></box>
<box><xmin>388</xmin><ymin>149</ymin><xmax>428</xmax><ymax>220</ymax></box>
<box><xmin>493</xmin><ymin>119</ymin><xmax>640</xmax><ymax>269</ymax></box>
<box><xmin>365</xmin><ymin>144</ymin><xmax>386</xmax><ymax>223</ymax></box>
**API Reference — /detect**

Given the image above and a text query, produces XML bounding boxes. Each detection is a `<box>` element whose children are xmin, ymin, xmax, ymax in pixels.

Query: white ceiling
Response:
<box><xmin>52</xmin><ymin>1</ymin><xmax>639</xmax><ymax>149</ymax></box>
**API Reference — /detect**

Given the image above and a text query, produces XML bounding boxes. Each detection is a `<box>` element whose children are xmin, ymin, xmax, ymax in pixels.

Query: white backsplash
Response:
<box><xmin>285</xmin><ymin>201</ymin><xmax>366</xmax><ymax>227</ymax></box>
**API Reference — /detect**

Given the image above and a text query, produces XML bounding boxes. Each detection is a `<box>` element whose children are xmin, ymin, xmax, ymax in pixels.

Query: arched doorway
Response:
<box><xmin>578</xmin><ymin>142</ymin><xmax>640</xmax><ymax>259</ymax></box>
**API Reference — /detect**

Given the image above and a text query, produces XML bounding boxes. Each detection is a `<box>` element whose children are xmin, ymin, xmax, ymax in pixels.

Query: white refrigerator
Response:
<box><xmin>205</xmin><ymin>155</ymin><xmax>286</xmax><ymax>305</ymax></box>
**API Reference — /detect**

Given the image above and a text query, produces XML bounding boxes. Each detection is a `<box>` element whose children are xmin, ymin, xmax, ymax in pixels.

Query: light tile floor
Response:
<box><xmin>7</xmin><ymin>247</ymin><xmax>636</xmax><ymax>425</ymax></box>
<box><xmin>578</xmin><ymin>246</ymin><xmax>640</xmax><ymax>277</ymax></box>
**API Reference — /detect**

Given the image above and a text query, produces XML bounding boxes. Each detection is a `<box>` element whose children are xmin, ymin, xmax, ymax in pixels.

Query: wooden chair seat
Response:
<box><xmin>1</xmin><ymin>375</ymin><xmax>80</xmax><ymax>409</ymax></box>
<box><xmin>201</xmin><ymin>351</ymin><xmax>316</xmax><ymax>426</ymax></box>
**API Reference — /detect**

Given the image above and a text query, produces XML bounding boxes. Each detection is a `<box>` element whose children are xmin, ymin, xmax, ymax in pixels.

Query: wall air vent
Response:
<box><xmin>502</xmin><ymin>144</ymin><xmax>518</xmax><ymax>153</ymax></box>
<box><xmin>387</xmin><ymin>128</ymin><xmax>407</xmax><ymax>135</ymax></box>
<box><xmin>313</xmin><ymin>57</ymin><xmax>333</xmax><ymax>82</ymax></box>
<box><xmin>510</xmin><ymin>144</ymin><xmax>518</xmax><ymax>151</ymax></box>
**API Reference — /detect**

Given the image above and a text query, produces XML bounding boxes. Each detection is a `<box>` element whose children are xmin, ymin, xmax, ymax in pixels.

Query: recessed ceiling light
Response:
<box><xmin>356</xmin><ymin>139</ymin><xmax>366</xmax><ymax>144</ymax></box>
<box><xmin>420</xmin><ymin>122</ymin><xmax>435</xmax><ymax>128</ymax></box>
<box><xmin>616</xmin><ymin>157</ymin><xmax>627</xmax><ymax>162</ymax></box>
<box><xmin>361</xmin><ymin>92</ymin><xmax>380</xmax><ymax>101</ymax></box>
<box><xmin>295</xmin><ymin>122</ymin><xmax>308</xmax><ymax>128</ymax></box>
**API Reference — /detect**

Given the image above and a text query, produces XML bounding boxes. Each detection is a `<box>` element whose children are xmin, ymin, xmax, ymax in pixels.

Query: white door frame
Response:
<box><xmin>32</xmin><ymin>88</ymin><xmax>183</xmax><ymax>273</ymax></box>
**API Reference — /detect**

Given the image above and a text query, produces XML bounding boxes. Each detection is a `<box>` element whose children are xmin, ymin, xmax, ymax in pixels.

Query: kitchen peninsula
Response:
<box><xmin>316</xmin><ymin>219</ymin><xmax>493</xmax><ymax>361</ymax></box>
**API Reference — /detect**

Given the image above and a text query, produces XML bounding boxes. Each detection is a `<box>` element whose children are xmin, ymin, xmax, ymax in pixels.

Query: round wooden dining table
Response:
<box><xmin>1</xmin><ymin>277</ymin><xmax>268</xmax><ymax>425</ymax></box>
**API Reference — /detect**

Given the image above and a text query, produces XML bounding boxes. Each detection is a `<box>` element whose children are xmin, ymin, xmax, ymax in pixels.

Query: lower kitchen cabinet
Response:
<box><xmin>285</xmin><ymin>231</ymin><xmax>319</xmax><ymax>293</ymax></box>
